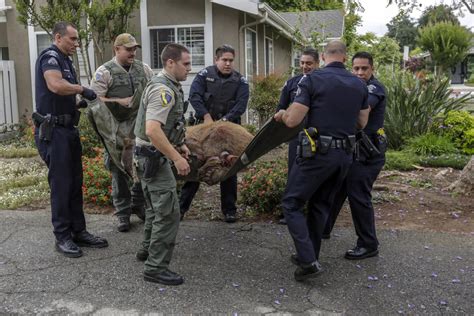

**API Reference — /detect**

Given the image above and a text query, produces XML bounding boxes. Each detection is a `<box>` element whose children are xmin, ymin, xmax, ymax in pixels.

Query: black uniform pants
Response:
<box><xmin>179</xmin><ymin>175</ymin><xmax>237</xmax><ymax>216</ymax></box>
<box><xmin>282</xmin><ymin>149</ymin><xmax>352</xmax><ymax>264</ymax></box>
<box><xmin>35</xmin><ymin>127</ymin><xmax>86</xmax><ymax>241</ymax></box>
<box><xmin>325</xmin><ymin>155</ymin><xmax>385</xmax><ymax>250</ymax></box>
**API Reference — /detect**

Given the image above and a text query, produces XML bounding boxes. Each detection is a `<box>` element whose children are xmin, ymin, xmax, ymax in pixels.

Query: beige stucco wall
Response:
<box><xmin>273</xmin><ymin>32</ymin><xmax>292</xmax><ymax>76</ymax></box>
<box><xmin>212</xmin><ymin>4</ymin><xmax>240</xmax><ymax>71</ymax></box>
<box><xmin>5</xmin><ymin>0</ymin><xmax>33</xmax><ymax>119</ymax></box>
<box><xmin>0</xmin><ymin>23</ymin><xmax>7</xmax><ymax>47</ymax></box>
<box><xmin>147</xmin><ymin>0</ymin><xmax>205</xmax><ymax>26</ymax></box>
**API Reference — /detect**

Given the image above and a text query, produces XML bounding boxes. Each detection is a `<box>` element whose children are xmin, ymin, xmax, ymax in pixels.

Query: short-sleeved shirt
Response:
<box><xmin>35</xmin><ymin>45</ymin><xmax>77</xmax><ymax>116</ymax></box>
<box><xmin>277</xmin><ymin>74</ymin><xmax>304</xmax><ymax>111</ymax></box>
<box><xmin>91</xmin><ymin>57</ymin><xmax>154</xmax><ymax>97</ymax></box>
<box><xmin>294</xmin><ymin>61</ymin><xmax>368</xmax><ymax>139</ymax></box>
<box><xmin>135</xmin><ymin>70</ymin><xmax>179</xmax><ymax>147</ymax></box>
<box><xmin>364</xmin><ymin>76</ymin><xmax>386</xmax><ymax>135</ymax></box>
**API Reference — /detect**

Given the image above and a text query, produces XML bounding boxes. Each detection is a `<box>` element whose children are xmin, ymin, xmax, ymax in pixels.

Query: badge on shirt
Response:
<box><xmin>198</xmin><ymin>69</ymin><xmax>208</xmax><ymax>76</ymax></box>
<box><xmin>367</xmin><ymin>84</ymin><xmax>377</xmax><ymax>94</ymax></box>
<box><xmin>206</xmin><ymin>77</ymin><xmax>215</xmax><ymax>82</ymax></box>
<box><xmin>47</xmin><ymin>57</ymin><xmax>58</xmax><ymax>66</ymax></box>
<box><xmin>95</xmin><ymin>71</ymin><xmax>103</xmax><ymax>82</ymax></box>
<box><xmin>160</xmin><ymin>90</ymin><xmax>174</xmax><ymax>107</ymax></box>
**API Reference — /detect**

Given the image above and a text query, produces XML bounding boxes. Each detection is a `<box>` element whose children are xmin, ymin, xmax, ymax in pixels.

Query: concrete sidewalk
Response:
<box><xmin>0</xmin><ymin>209</ymin><xmax>472</xmax><ymax>315</ymax></box>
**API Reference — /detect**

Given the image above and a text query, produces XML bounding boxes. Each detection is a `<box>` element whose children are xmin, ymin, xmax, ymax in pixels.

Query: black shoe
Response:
<box><xmin>322</xmin><ymin>233</ymin><xmax>331</xmax><ymax>240</ymax></box>
<box><xmin>136</xmin><ymin>249</ymin><xmax>149</xmax><ymax>262</ymax></box>
<box><xmin>278</xmin><ymin>218</ymin><xmax>287</xmax><ymax>225</ymax></box>
<box><xmin>72</xmin><ymin>231</ymin><xmax>108</xmax><ymax>248</ymax></box>
<box><xmin>290</xmin><ymin>254</ymin><xmax>301</xmax><ymax>266</ymax></box>
<box><xmin>55</xmin><ymin>239</ymin><xmax>83</xmax><ymax>258</ymax></box>
<box><xmin>117</xmin><ymin>216</ymin><xmax>131</xmax><ymax>232</ymax></box>
<box><xmin>144</xmin><ymin>269</ymin><xmax>184</xmax><ymax>285</ymax></box>
<box><xmin>294</xmin><ymin>261</ymin><xmax>323</xmax><ymax>281</ymax></box>
<box><xmin>132</xmin><ymin>206</ymin><xmax>146</xmax><ymax>222</ymax></box>
<box><xmin>224</xmin><ymin>214</ymin><xmax>236</xmax><ymax>223</ymax></box>
<box><xmin>344</xmin><ymin>246</ymin><xmax>378</xmax><ymax>260</ymax></box>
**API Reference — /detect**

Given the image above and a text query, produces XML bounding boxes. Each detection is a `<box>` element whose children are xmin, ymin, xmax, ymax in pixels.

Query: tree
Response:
<box><xmin>418</xmin><ymin>4</ymin><xmax>460</xmax><ymax>28</ymax></box>
<box><xmin>417</xmin><ymin>22</ymin><xmax>473</xmax><ymax>75</ymax></box>
<box><xmin>387</xmin><ymin>0</ymin><xmax>473</xmax><ymax>15</ymax></box>
<box><xmin>14</xmin><ymin>0</ymin><xmax>140</xmax><ymax>82</ymax></box>
<box><xmin>386</xmin><ymin>11</ymin><xmax>418</xmax><ymax>51</ymax></box>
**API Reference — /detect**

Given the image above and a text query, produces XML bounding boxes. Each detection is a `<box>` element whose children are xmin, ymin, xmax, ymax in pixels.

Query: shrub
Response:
<box><xmin>78</xmin><ymin>109</ymin><xmax>103</xmax><ymax>158</ymax></box>
<box><xmin>433</xmin><ymin>110</ymin><xmax>474</xmax><ymax>155</ymax></box>
<box><xmin>239</xmin><ymin>159</ymin><xmax>288</xmax><ymax>215</ymax></box>
<box><xmin>82</xmin><ymin>149</ymin><xmax>112</xmax><ymax>206</ymax></box>
<box><xmin>405</xmin><ymin>133</ymin><xmax>458</xmax><ymax>156</ymax></box>
<box><xmin>249</xmin><ymin>74</ymin><xmax>286</xmax><ymax>127</ymax></box>
<box><xmin>379</xmin><ymin>69</ymin><xmax>470</xmax><ymax>149</ymax></box>
<box><xmin>384</xmin><ymin>150</ymin><xmax>419</xmax><ymax>171</ymax></box>
<box><xmin>242</xmin><ymin>124</ymin><xmax>258</xmax><ymax>136</ymax></box>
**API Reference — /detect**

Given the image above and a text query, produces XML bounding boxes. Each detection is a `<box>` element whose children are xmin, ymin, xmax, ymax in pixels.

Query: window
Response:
<box><xmin>293</xmin><ymin>50</ymin><xmax>301</xmax><ymax>69</ymax></box>
<box><xmin>0</xmin><ymin>47</ymin><xmax>8</xmax><ymax>60</ymax></box>
<box><xmin>265</xmin><ymin>37</ymin><xmax>274</xmax><ymax>75</ymax></box>
<box><xmin>245</xmin><ymin>28</ymin><xmax>257</xmax><ymax>79</ymax></box>
<box><xmin>36</xmin><ymin>33</ymin><xmax>51</xmax><ymax>55</ymax></box>
<box><xmin>150</xmin><ymin>26</ymin><xmax>204</xmax><ymax>69</ymax></box>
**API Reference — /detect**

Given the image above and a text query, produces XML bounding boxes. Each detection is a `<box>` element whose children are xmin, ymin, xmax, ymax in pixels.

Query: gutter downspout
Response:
<box><xmin>239</xmin><ymin>11</ymin><xmax>268</xmax><ymax>124</ymax></box>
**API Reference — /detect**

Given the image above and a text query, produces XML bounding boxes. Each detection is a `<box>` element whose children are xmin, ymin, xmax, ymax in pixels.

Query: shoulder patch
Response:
<box><xmin>160</xmin><ymin>89</ymin><xmax>174</xmax><ymax>107</ymax></box>
<box><xmin>240</xmin><ymin>76</ymin><xmax>248</xmax><ymax>85</ymax></box>
<box><xmin>297</xmin><ymin>75</ymin><xmax>307</xmax><ymax>85</ymax></box>
<box><xmin>95</xmin><ymin>71</ymin><xmax>103</xmax><ymax>82</ymax></box>
<box><xmin>45</xmin><ymin>50</ymin><xmax>60</xmax><ymax>59</ymax></box>
<box><xmin>367</xmin><ymin>84</ymin><xmax>377</xmax><ymax>94</ymax></box>
<box><xmin>198</xmin><ymin>68</ymin><xmax>208</xmax><ymax>76</ymax></box>
<box><xmin>47</xmin><ymin>57</ymin><xmax>58</xmax><ymax>66</ymax></box>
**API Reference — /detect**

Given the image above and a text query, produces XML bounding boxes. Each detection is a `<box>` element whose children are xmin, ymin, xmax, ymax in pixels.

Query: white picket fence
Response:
<box><xmin>0</xmin><ymin>60</ymin><xmax>19</xmax><ymax>131</ymax></box>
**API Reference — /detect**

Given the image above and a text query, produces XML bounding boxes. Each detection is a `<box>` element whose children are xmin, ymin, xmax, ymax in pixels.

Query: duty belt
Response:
<box><xmin>134</xmin><ymin>145</ymin><xmax>163</xmax><ymax>158</ymax></box>
<box><xmin>32</xmin><ymin>112</ymin><xmax>77</xmax><ymax>128</ymax></box>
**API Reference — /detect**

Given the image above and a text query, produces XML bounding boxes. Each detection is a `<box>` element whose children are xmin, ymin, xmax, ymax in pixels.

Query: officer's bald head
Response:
<box><xmin>322</xmin><ymin>40</ymin><xmax>347</xmax><ymax>64</ymax></box>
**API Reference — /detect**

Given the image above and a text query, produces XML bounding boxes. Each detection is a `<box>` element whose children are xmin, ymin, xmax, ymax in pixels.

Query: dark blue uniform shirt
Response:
<box><xmin>364</xmin><ymin>76</ymin><xmax>386</xmax><ymax>135</ymax></box>
<box><xmin>35</xmin><ymin>44</ymin><xmax>77</xmax><ymax>116</ymax></box>
<box><xmin>189</xmin><ymin>65</ymin><xmax>249</xmax><ymax>121</ymax></box>
<box><xmin>277</xmin><ymin>74</ymin><xmax>304</xmax><ymax>110</ymax></box>
<box><xmin>294</xmin><ymin>62</ymin><xmax>368</xmax><ymax>139</ymax></box>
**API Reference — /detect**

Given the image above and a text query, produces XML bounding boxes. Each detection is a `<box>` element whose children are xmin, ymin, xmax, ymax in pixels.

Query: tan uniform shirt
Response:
<box><xmin>136</xmin><ymin>70</ymin><xmax>181</xmax><ymax>147</ymax></box>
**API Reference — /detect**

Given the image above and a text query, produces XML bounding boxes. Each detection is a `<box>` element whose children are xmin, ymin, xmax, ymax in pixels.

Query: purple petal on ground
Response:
<box><xmin>424</xmin><ymin>245</ymin><xmax>430</xmax><ymax>250</ymax></box>
<box><xmin>232</xmin><ymin>282</ymin><xmax>240</xmax><ymax>288</ymax></box>
<box><xmin>185</xmin><ymin>235</ymin><xmax>190</xmax><ymax>239</ymax></box>
<box><xmin>431</xmin><ymin>272</ymin><xmax>438</xmax><ymax>278</ymax></box>
<box><xmin>451</xmin><ymin>212</ymin><xmax>460</xmax><ymax>219</ymax></box>
<box><xmin>274</xmin><ymin>300</ymin><xmax>281</xmax><ymax>305</ymax></box>
<box><xmin>233</xmin><ymin>313</ymin><xmax>238</xmax><ymax>316</ymax></box>
<box><xmin>408</xmin><ymin>304</ymin><xmax>415</xmax><ymax>309</ymax></box>
<box><xmin>279</xmin><ymin>288</ymin><xmax>285</xmax><ymax>294</ymax></box>
<box><xmin>456</xmin><ymin>256</ymin><xmax>463</xmax><ymax>260</ymax></box>
<box><xmin>388</xmin><ymin>284</ymin><xmax>393</xmax><ymax>288</ymax></box>
<box><xmin>451</xmin><ymin>279</ymin><xmax>461</xmax><ymax>283</ymax></box>
<box><xmin>439</xmin><ymin>300</ymin><xmax>448</xmax><ymax>306</ymax></box>
<box><xmin>460</xmin><ymin>269</ymin><xmax>465</xmax><ymax>273</ymax></box>
<box><xmin>158</xmin><ymin>288</ymin><xmax>166</xmax><ymax>292</ymax></box>
<box><xmin>334</xmin><ymin>233</ymin><xmax>341</xmax><ymax>237</ymax></box>
<box><xmin>356</xmin><ymin>264</ymin><xmax>362</xmax><ymax>269</ymax></box>
<box><xmin>367</xmin><ymin>284</ymin><xmax>373</xmax><ymax>289</ymax></box>
<box><xmin>368</xmin><ymin>276</ymin><xmax>378</xmax><ymax>281</ymax></box>
<box><xmin>420</xmin><ymin>304</ymin><xmax>426</xmax><ymax>309</ymax></box>
<box><xmin>397</xmin><ymin>310</ymin><xmax>404</xmax><ymax>314</ymax></box>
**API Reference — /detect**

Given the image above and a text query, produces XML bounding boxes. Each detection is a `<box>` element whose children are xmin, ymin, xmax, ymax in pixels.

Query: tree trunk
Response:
<box><xmin>448</xmin><ymin>155</ymin><xmax>474</xmax><ymax>196</ymax></box>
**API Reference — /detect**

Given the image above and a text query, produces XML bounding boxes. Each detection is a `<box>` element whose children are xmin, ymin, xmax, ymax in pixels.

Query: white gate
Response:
<box><xmin>0</xmin><ymin>61</ymin><xmax>19</xmax><ymax>131</ymax></box>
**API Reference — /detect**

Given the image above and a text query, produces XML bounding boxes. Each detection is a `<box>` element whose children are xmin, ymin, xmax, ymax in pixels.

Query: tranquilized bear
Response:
<box><xmin>122</xmin><ymin>121</ymin><xmax>253</xmax><ymax>185</ymax></box>
<box><xmin>184</xmin><ymin>121</ymin><xmax>253</xmax><ymax>185</ymax></box>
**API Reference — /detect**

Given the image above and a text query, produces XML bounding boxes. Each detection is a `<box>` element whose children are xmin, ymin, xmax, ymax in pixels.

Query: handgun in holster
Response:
<box><xmin>134</xmin><ymin>146</ymin><xmax>163</xmax><ymax>179</ymax></box>
<box><xmin>357</xmin><ymin>130</ymin><xmax>380</xmax><ymax>159</ymax></box>
<box><xmin>375</xmin><ymin>128</ymin><xmax>388</xmax><ymax>154</ymax></box>
<box><xmin>169</xmin><ymin>120</ymin><xmax>186</xmax><ymax>146</ymax></box>
<box><xmin>32</xmin><ymin>112</ymin><xmax>53</xmax><ymax>142</ymax></box>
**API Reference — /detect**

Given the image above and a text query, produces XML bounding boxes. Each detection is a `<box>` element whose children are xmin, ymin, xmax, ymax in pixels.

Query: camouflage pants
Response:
<box><xmin>135</xmin><ymin>155</ymin><xmax>180</xmax><ymax>273</ymax></box>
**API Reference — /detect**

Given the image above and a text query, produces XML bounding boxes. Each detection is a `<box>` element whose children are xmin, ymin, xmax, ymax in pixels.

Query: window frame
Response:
<box><xmin>264</xmin><ymin>36</ymin><xmax>274</xmax><ymax>75</ymax></box>
<box><xmin>148</xmin><ymin>24</ymin><xmax>205</xmax><ymax>72</ymax></box>
<box><xmin>244</xmin><ymin>27</ymin><xmax>258</xmax><ymax>80</ymax></box>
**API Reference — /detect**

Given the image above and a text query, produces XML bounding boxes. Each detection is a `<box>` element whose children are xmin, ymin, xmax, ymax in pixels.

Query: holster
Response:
<box><xmin>32</xmin><ymin>112</ymin><xmax>53</xmax><ymax>142</ymax></box>
<box><xmin>134</xmin><ymin>146</ymin><xmax>163</xmax><ymax>179</ymax></box>
<box><xmin>318</xmin><ymin>136</ymin><xmax>332</xmax><ymax>154</ymax></box>
<box><xmin>346</xmin><ymin>135</ymin><xmax>356</xmax><ymax>154</ymax></box>
<box><xmin>356</xmin><ymin>131</ymin><xmax>381</xmax><ymax>161</ymax></box>
<box><xmin>72</xmin><ymin>110</ymin><xmax>81</xmax><ymax>127</ymax></box>
<box><xmin>168</xmin><ymin>120</ymin><xmax>186</xmax><ymax>146</ymax></box>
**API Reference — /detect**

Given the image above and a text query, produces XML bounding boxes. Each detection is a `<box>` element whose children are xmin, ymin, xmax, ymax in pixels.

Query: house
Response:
<box><xmin>0</xmin><ymin>0</ymin><xmax>343</xmax><ymax>128</ymax></box>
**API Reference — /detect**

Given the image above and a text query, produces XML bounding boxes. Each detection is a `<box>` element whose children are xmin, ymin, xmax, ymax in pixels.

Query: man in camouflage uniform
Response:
<box><xmin>90</xmin><ymin>33</ymin><xmax>154</xmax><ymax>232</ymax></box>
<box><xmin>133</xmin><ymin>43</ymin><xmax>191</xmax><ymax>285</ymax></box>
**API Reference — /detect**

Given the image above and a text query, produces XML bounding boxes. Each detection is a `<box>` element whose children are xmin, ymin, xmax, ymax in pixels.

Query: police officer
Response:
<box><xmin>134</xmin><ymin>43</ymin><xmax>191</xmax><ymax>285</ymax></box>
<box><xmin>90</xmin><ymin>33</ymin><xmax>154</xmax><ymax>232</ymax></box>
<box><xmin>277</xmin><ymin>47</ymin><xmax>319</xmax><ymax>225</ymax></box>
<box><xmin>274</xmin><ymin>40</ymin><xmax>369</xmax><ymax>281</ymax></box>
<box><xmin>179</xmin><ymin>44</ymin><xmax>249</xmax><ymax>223</ymax></box>
<box><xmin>33</xmin><ymin>22</ymin><xmax>108</xmax><ymax>258</ymax></box>
<box><xmin>324</xmin><ymin>51</ymin><xmax>387</xmax><ymax>260</ymax></box>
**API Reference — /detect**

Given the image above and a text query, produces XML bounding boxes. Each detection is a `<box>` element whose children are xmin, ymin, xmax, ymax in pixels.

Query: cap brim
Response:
<box><xmin>123</xmin><ymin>43</ymin><xmax>141</xmax><ymax>48</ymax></box>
